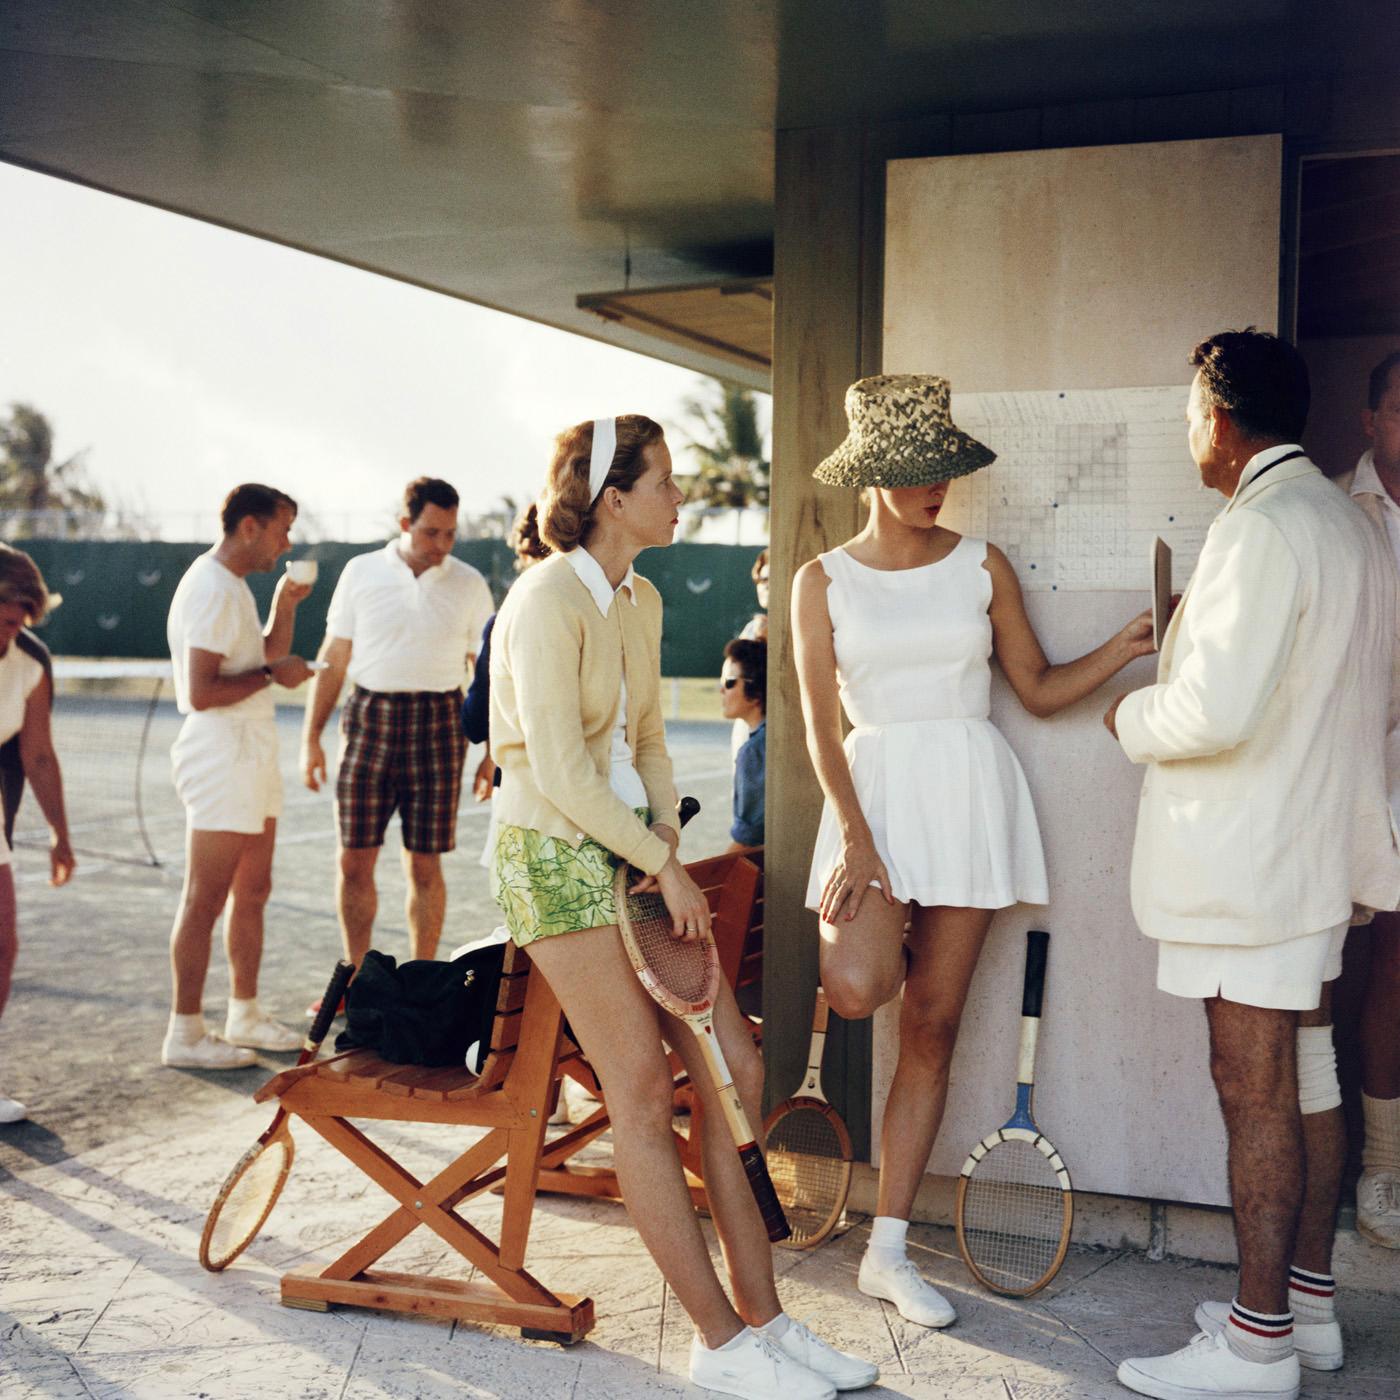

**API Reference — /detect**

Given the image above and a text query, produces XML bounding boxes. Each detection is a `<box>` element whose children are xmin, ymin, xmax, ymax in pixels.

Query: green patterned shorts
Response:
<box><xmin>492</xmin><ymin>808</ymin><xmax>651</xmax><ymax>947</ymax></box>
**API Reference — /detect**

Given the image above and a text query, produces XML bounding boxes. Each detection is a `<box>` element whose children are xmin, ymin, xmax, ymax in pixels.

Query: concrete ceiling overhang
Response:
<box><xmin>2</xmin><ymin>2</ymin><xmax>1396</xmax><ymax>389</ymax></box>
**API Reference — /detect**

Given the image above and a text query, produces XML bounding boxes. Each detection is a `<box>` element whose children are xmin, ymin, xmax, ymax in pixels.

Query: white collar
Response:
<box><xmin>565</xmin><ymin>547</ymin><xmax>636</xmax><ymax>617</ymax></box>
<box><xmin>1236</xmin><ymin>443</ymin><xmax>1306</xmax><ymax>495</ymax></box>
<box><xmin>388</xmin><ymin>536</ymin><xmax>447</xmax><ymax>579</ymax></box>
<box><xmin>1350</xmin><ymin>449</ymin><xmax>1400</xmax><ymax>509</ymax></box>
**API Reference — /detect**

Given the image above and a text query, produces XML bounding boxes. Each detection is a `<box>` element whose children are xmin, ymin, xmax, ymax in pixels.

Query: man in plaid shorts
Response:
<box><xmin>301</xmin><ymin>477</ymin><xmax>494</xmax><ymax>969</ymax></box>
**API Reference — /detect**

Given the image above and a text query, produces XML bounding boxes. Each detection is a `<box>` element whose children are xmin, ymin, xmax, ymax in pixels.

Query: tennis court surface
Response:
<box><xmin>2</xmin><ymin>688</ymin><xmax>1396</xmax><ymax>1398</ymax></box>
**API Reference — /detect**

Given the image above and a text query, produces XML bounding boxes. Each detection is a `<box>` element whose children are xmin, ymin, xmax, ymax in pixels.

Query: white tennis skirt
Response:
<box><xmin>805</xmin><ymin>717</ymin><xmax>1048</xmax><ymax>914</ymax></box>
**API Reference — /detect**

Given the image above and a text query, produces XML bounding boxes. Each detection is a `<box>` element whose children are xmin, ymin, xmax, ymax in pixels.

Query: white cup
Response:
<box><xmin>286</xmin><ymin>559</ymin><xmax>318</xmax><ymax>586</ymax></box>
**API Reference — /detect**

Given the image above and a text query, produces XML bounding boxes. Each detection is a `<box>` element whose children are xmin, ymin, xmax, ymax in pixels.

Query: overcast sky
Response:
<box><xmin>0</xmin><ymin>161</ymin><xmax>753</xmax><ymax>540</ymax></box>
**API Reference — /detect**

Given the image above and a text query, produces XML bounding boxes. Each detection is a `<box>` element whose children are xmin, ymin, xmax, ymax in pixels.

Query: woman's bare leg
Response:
<box><xmin>818</xmin><ymin>893</ymin><xmax>910</xmax><ymax>1021</ymax></box>
<box><xmin>662</xmin><ymin>983</ymin><xmax>780</xmax><ymax>1327</ymax></box>
<box><xmin>877</xmin><ymin>904</ymin><xmax>994</xmax><ymax>1219</ymax></box>
<box><xmin>0</xmin><ymin>866</ymin><xmax>16</xmax><ymax>1020</ymax></box>
<box><xmin>526</xmin><ymin>924</ymin><xmax>744</xmax><ymax>1347</ymax></box>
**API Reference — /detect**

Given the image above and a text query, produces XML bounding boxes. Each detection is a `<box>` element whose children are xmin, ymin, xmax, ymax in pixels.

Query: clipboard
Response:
<box><xmin>1151</xmin><ymin>537</ymin><xmax>1172</xmax><ymax>651</ymax></box>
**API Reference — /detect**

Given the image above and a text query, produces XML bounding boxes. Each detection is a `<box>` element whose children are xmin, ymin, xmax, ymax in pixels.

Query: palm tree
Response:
<box><xmin>681</xmin><ymin>381</ymin><xmax>770</xmax><ymax>510</ymax></box>
<box><xmin>0</xmin><ymin>404</ymin><xmax>107</xmax><ymax>536</ymax></box>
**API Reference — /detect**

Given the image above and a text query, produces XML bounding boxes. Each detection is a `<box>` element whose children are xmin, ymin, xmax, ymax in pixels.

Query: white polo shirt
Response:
<box><xmin>326</xmin><ymin>539</ymin><xmax>494</xmax><ymax>693</ymax></box>
<box><xmin>166</xmin><ymin>552</ymin><xmax>274</xmax><ymax>721</ymax></box>
<box><xmin>1350</xmin><ymin>449</ymin><xmax>1400</xmax><ymax>567</ymax></box>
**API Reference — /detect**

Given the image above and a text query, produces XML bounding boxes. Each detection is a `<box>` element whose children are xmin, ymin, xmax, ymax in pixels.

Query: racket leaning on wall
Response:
<box><xmin>613</xmin><ymin>798</ymin><xmax>791</xmax><ymax>1242</ymax></box>
<box><xmin>199</xmin><ymin>959</ymin><xmax>356</xmax><ymax>1271</ymax></box>
<box><xmin>762</xmin><ymin>986</ymin><xmax>853</xmax><ymax>1249</ymax></box>
<box><xmin>954</xmin><ymin>929</ymin><xmax>1073</xmax><ymax>1297</ymax></box>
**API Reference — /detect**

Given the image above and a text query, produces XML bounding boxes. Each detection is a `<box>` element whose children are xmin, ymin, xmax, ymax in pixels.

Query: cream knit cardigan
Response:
<box><xmin>489</xmin><ymin>552</ymin><xmax>680</xmax><ymax>876</ymax></box>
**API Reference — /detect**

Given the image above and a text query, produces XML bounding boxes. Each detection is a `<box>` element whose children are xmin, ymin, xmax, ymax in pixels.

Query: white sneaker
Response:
<box><xmin>0</xmin><ymin>1092</ymin><xmax>28</xmax><ymax>1123</ymax></box>
<box><xmin>1194</xmin><ymin>1299</ymin><xmax>1342</xmax><ymax>1372</ymax></box>
<box><xmin>764</xmin><ymin>1317</ymin><xmax>878</xmax><ymax>1391</ymax></box>
<box><xmin>224</xmin><ymin>1009</ymin><xmax>301</xmax><ymax>1052</ymax></box>
<box><xmin>689</xmin><ymin>1326</ymin><xmax>836</xmax><ymax>1400</ymax></box>
<box><xmin>857</xmin><ymin>1253</ymin><xmax>957</xmax><ymax>1328</ymax></box>
<box><xmin>161</xmin><ymin>1031</ymin><xmax>257</xmax><ymax>1070</ymax></box>
<box><xmin>1117</xmin><ymin>1328</ymin><xmax>1300</xmax><ymax>1400</ymax></box>
<box><xmin>1356</xmin><ymin>1168</ymin><xmax>1400</xmax><ymax>1249</ymax></box>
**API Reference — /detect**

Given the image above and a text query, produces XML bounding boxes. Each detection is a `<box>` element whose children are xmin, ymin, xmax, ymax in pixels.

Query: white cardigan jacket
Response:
<box><xmin>1116</xmin><ymin>450</ymin><xmax>1400</xmax><ymax>946</ymax></box>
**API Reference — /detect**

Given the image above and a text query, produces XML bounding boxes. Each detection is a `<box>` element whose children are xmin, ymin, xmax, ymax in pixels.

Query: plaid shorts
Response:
<box><xmin>336</xmin><ymin>687</ymin><xmax>466</xmax><ymax>853</ymax></box>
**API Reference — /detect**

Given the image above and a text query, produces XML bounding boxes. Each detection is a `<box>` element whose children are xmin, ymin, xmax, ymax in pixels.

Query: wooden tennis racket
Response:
<box><xmin>614</xmin><ymin>799</ymin><xmax>790</xmax><ymax>1242</ymax></box>
<box><xmin>199</xmin><ymin>959</ymin><xmax>355</xmax><ymax>1271</ymax></box>
<box><xmin>763</xmin><ymin>986</ymin><xmax>853</xmax><ymax>1249</ymax></box>
<box><xmin>954</xmin><ymin>929</ymin><xmax>1072</xmax><ymax>1297</ymax></box>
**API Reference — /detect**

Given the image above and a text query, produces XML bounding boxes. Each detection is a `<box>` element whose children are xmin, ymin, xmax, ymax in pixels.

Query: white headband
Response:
<box><xmin>588</xmin><ymin>417</ymin><xmax>616</xmax><ymax>502</ymax></box>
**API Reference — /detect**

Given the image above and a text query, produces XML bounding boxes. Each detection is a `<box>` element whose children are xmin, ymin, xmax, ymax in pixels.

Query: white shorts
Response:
<box><xmin>1156</xmin><ymin>921</ymin><xmax>1347</xmax><ymax>1011</ymax></box>
<box><xmin>172</xmin><ymin>715</ymin><xmax>282</xmax><ymax>835</ymax></box>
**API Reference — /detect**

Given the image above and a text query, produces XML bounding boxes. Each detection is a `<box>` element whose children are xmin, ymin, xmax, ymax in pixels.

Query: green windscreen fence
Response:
<box><xmin>18</xmin><ymin>538</ymin><xmax>767</xmax><ymax>678</ymax></box>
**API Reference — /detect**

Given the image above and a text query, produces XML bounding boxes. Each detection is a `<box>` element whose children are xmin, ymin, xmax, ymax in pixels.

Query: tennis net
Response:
<box><xmin>9</xmin><ymin>659</ymin><xmax>174</xmax><ymax>868</ymax></box>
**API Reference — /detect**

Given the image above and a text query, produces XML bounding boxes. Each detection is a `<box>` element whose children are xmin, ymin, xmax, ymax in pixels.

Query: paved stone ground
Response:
<box><xmin>1</xmin><ymin>702</ymin><xmax>1396</xmax><ymax>1398</ymax></box>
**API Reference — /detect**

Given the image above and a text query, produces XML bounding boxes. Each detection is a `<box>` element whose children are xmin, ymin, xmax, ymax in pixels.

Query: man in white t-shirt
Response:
<box><xmin>302</xmin><ymin>478</ymin><xmax>494</xmax><ymax>973</ymax></box>
<box><xmin>1336</xmin><ymin>348</ymin><xmax>1400</xmax><ymax>1251</ymax></box>
<box><xmin>162</xmin><ymin>484</ymin><xmax>316</xmax><ymax>1070</ymax></box>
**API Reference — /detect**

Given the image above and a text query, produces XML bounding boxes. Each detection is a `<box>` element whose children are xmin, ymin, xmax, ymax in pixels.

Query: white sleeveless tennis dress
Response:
<box><xmin>805</xmin><ymin>538</ymin><xmax>1049</xmax><ymax>911</ymax></box>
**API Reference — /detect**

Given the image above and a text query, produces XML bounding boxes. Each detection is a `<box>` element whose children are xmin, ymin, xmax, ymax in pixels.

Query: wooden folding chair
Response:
<box><xmin>260</xmin><ymin>944</ymin><xmax>594</xmax><ymax>1343</ymax></box>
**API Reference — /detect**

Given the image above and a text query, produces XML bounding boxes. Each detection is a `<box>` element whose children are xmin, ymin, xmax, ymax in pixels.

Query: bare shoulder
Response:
<box><xmin>793</xmin><ymin>555</ymin><xmax>832</xmax><ymax>591</ymax></box>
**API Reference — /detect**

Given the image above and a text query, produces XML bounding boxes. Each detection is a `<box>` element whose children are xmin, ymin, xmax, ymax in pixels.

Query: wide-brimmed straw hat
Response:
<box><xmin>813</xmin><ymin>374</ymin><xmax>995</xmax><ymax>488</ymax></box>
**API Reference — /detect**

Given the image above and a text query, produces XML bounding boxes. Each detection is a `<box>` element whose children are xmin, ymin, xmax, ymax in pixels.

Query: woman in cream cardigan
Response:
<box><xmin>489</xmin><ymin>416</ymin><xmax>874</xmax><ymax>1400</ymax></box>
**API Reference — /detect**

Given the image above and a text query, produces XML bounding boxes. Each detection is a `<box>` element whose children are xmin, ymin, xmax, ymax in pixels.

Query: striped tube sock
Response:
<box><xmin>1224</xmin><ymin>1299</ymin><xmax>1293</xmax><ymax>1365</ymax></box>
<box><xmin>1288</xmin><ymin>1266</ymin><xmax>1336</xmax><ymax>1325</ymax></box>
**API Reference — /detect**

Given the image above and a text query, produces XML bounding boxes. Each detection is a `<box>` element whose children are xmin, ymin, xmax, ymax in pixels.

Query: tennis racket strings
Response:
<box><xmin>958</xmin><ymin>1136</ymin><xmax>1067</xmax><ymax>1294</ymax></box>
<box><xmin>625</xmin><ymin>889</ymin><xmax>713</xmax><ymax>1006</ymax></box>
<box><xmin>765</xmin><ymin>1106</ymin><xmax>848</xmax><ymax>1244</ymax></box>
<box><xmin>202</xmin><ymin>1136</ymin><xmax>295</xmax><ymax>1269</ymax></box>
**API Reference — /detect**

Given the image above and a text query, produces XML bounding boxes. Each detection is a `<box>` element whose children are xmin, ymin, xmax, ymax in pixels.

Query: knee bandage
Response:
<box><xmin>1297</xmin><ymin>1025</ymin><xmax>1342</xmax><ymax>1114</ymax></box>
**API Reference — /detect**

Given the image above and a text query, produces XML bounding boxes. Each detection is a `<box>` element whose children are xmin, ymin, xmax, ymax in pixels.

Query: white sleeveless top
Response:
<box><xmin>805</xmin><ymin>538</ymin><xmax>1048</xmax><ymax>911</ymax></box>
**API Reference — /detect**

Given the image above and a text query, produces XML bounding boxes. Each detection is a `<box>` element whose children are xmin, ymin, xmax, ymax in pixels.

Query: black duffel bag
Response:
<box><xmin>335</xmin><ymin>943</ymin><xmax>505</xmax><ymax>1070</ymax></box>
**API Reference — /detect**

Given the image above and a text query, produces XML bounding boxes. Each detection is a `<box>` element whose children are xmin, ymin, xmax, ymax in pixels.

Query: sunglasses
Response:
<box><xmin>720</xmin><ymin>676</ymin><xmax>746</xmax><ymax>690</ymax></box>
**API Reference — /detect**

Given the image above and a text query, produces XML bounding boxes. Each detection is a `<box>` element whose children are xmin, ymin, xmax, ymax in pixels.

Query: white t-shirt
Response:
<box><xmin>326</xmin><ymin>540</ymin><xmax>495</xmax><ymax>693</ymax></box>
<box><xmin>166</xmin><ymin>553</ymin><xmax>274</xmax><ymax>720</ymax></box>
<box><xmin>0</xmin><ymin>641</ymin><xmax>43</xmax><ymax>747</ymax></box>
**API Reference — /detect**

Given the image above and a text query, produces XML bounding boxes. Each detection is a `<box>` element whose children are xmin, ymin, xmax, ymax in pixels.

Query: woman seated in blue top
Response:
<box><xmin>721</xmin><ymin>637</ymin><xmax>765</xmax><ymax>850</ymax></box>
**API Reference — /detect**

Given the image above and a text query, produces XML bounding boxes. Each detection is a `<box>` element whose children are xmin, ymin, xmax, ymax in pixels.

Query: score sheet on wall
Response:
<box><xmin>939</xmin><ymin>386</ymin><xmax>1219</xmax><ymax>592</ymax></box>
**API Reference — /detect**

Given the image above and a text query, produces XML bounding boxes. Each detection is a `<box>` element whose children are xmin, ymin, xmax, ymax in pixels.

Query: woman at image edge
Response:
<box><xmin>792</xmin><ymin>375</ymin><xmax>1153</xmax><ymax>1326</ymax></box>
<box><xmin>489</xmin><ymin>415</ymin><xmax>876</xmax><ymax>1400</ymax></box>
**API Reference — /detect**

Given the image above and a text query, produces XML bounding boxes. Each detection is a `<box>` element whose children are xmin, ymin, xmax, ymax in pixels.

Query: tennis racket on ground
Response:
<box><xmin>614</xmin><ymin>798</ymin><xmax>791</xmax><ymax>1242</ymax></box>
<box><xmin>763</xmin><ymin>985</ymin><xmax>853</xmax><ymax>1249</ymax></box>
<box><xmin>199</xmin><ymin>959</ymin><xmax>355</xmax><ymax>1271</ymax></box>
<box><xmin>954</xmin><ymin>929</ymin><xmax>1073</xmax><ymax>1297</ymax></box>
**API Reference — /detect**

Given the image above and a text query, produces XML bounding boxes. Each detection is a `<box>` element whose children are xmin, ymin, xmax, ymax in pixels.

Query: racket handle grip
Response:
<box><xmin>1022</xmin><ymin>930</ymin><xmax>1050</xmax><ymax>1019</ymax></box>
<box><xmin>306</xmin><ymin>959</ymin><xmax>356</xmax><ymax>1049</ymax></box>
<box><xmin>739</xmin><ymin>1143</ymin><xmax>792</xmax><ymax>1243</ymax></box>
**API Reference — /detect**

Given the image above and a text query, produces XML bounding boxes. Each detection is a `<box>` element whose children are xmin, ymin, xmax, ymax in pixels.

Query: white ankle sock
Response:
<box><xmin>1361</xmin><ymin>1092</ymin><xmax>1400</xmax><ymax>1172</ymax></box>
<box><xmin>709</xmin><ymin>1326</ymin><xmax>753</xmax><ymax>1353</ymax></box>
<box><xmin>1287</xmin><ymin>1266</ymin><xmax>1336</xmax><ymax>1326</ymax></box>
<box><xmin>226</xmin><ymin>997</ymin><xmax>259</xmax><ymax>1022</ymax></box>
<box><xmin>763</xmin><ymin>1312</ymin><xmax>792</xmax><ymax>1339</ymax></box>
<box><xmin>1224</xmin><ymin>1299</ymin><xmax>1293</xmax><ymax>1365</ymax></box>
<box><xmin>168</xmin><ymin>1013</ymin><xmax>205</xmax><ymax>1043</ymax></box>
<box><xmin>866</xmin><ymin>1215</ymin><xmax>909</xmax><ymax>1267</ymax></box>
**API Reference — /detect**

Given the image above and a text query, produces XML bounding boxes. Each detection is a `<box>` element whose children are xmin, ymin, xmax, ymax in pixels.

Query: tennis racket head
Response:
<box><xmin>613</xmin><ymin>866</ymin><xmax>720</xmax><ymax>1017</ymax></box>
<box><xmin>763</xmin><ymin>1096</ymin><xmax>853</xmax><ymax>1249</ymax></box>
<box><xmin>955</xmin><ymin>1128</ymin><xmax>1073</xmax><ymax>1297</ymax></box>
<box><xmin>199</xmin><ymin>1126</ymin><xmax>295</xmax><ymax>1271</ymax></box>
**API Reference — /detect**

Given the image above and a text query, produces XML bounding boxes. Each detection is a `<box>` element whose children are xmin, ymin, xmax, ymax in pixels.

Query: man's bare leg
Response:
<box><xmin>1293</xmin><ymin>986</ymin><xmax>1344</xmax><ymax>1276</ymax></box>
<box><xmin>1205</xmin><ymin>995</ymin><xmax>1302</xmax><ymax>1315</ymax></box>
<box><xmin>170</xmin><ymin>828</ymin><xmax>248</xmax><ymax>1015</ymax></box>
<box><xmin>337</xmin><ymin>844</ymin><xmax>380</xmax><ymax>967</ymax></box>
<box><xmin>1358</xmin><ymin>913</ymin><xmax>1400</xmax><ymax>1247</ymax></box>
<box><xmin>403</xmin><ymin>849</ymin><xmax>446</xmax><ymax>960</ymax></box>
<box><xmin>224</xmin><ymin>819</ymin><xmax>276</xmax><ymax>1002</ymax></box>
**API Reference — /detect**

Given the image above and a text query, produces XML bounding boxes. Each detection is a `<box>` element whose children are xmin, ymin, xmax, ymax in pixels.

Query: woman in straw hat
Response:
<box><xmin>793</xmin><ymin>375</ymin><xmax>1153</xmax><ymax>1327</ymax></box>
<box><xmin>490</xmin><ymin>416</ymin><xmax>877</xmax><ymax>1399</ymax></box>
<box><xmin>0</xmin><ymin>545</ymin><xmax>74</xmax><ymax>1124</ymax></box>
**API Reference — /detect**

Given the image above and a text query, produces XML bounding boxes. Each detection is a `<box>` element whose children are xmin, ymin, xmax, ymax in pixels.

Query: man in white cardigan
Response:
<box><xmin>1104</xmin><ymin>331</ymin><xmax>1400</xmax><ymax>1400</ymax></box>
<box><xmin>1334</xmin><ymin>349</ymin><xmax>1400</xmax><ymax>1252</ymax></box>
